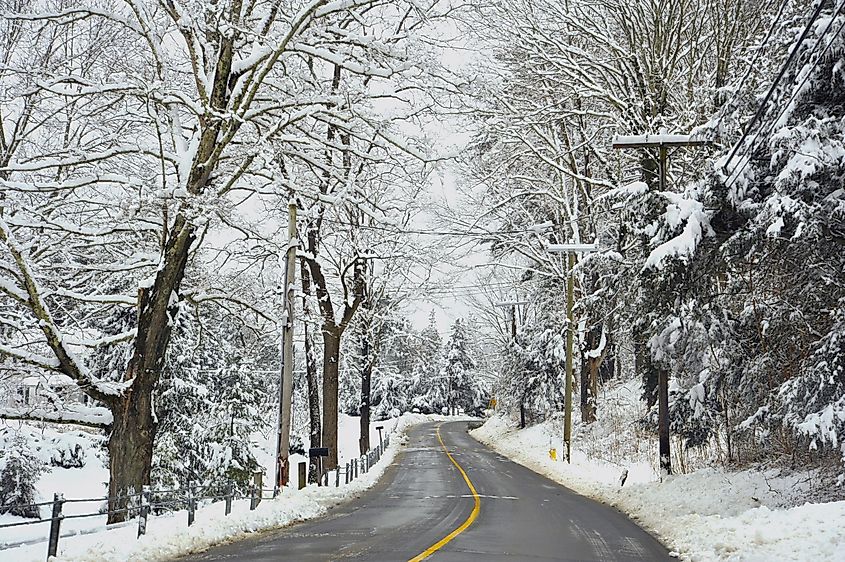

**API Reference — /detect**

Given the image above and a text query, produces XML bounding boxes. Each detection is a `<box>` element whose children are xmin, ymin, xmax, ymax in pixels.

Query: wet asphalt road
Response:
<box><xmin>181</xmin><ymin>421</ymin><xmax>670</xmax><ymax>561</ymax></box>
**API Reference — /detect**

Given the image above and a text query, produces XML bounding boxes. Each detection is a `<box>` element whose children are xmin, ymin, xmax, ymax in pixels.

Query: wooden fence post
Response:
<box><xmin>46</xmin><ymin>493</ymin><xmax>63</xmax><ymax>560</ymax></box>
<box><xmin>225</xmin><ymin>482</ymin><xmax>233</xmax><ymax>516</ymax></box>
<box><xmin>138</xmin><ymin>486</ymin><xmax>150</xmax><ymax>537</ymax></box>
<box><xmin>187</xmin><ymin>482</ymin><xmax>195</xmax><ymax>527</ymax></box>
<box><xmin>250</xmin><ymin>471</ymin><xmax>263</xmax><ymax>510</ymax></box>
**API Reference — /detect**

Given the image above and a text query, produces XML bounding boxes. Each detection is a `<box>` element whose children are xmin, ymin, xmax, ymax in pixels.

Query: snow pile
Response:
<box><xmin>0</xmin><ymin>413</ymin><xmax>440</xmax><ymax>562</ymax></box>
<box><xmin>471</xmin><ymin>382</ymin><xmax>845</xmax><ymax>561</ymax></box>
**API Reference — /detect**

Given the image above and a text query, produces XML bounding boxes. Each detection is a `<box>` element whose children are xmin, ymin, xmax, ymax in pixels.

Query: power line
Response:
<box><xmin>721</xmin><ymin>0</ymin><xmax>828</xmax><ymax>183</ymax></box>
<box><xmin>725</xmin><ymin>0</ymin><xmax>845</xmax><ymax>191</ymax></box>
<box><xmin>323</xmin><ymin>219</ymin><xmax>555</xmax><ymax>238</ymax></box>
<box><xmin>724</xmin><ymin>0</ymin><xmax>791</xmax><ymax>111</ymax></box>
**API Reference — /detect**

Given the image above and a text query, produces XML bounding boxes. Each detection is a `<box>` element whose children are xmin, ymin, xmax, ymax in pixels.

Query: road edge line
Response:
<box><xmin>408</xmin><ymin>423</ymin><xmax>481</xmax><ymax>562</ymax></box>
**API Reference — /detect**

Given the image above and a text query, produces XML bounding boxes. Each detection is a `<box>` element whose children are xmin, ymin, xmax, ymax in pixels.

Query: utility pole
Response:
<box><xmin>612</xmin><ymin>133</ymin><xmax>711</xmax><ymax>476</ymax></box>
<box><xmin>547</xmin><ymin>243</ymin><xmax>597</xmax><ymax>463</ymax></box>
<box><xmin>275</xmin><ymin>202</ymin><xmax>298</xmax><ymax>491</ymax></box>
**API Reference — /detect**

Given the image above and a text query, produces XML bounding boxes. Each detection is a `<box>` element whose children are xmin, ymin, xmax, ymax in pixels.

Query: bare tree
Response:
<box><xmin>0</xmin><ymin>0</ymin><xmax>454</xmax><ymax>519</ymax></box>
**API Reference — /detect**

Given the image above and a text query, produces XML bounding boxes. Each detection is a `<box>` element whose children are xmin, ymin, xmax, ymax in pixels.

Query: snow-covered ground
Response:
<box><xmin>471</xmin><ymin>380</ymin><xmax>845</xmax><ymax>562</ymax></box>
<box><xmin>0</xmin><ymin>413</ymin><xmax>445</xmax><ymax>561</ymax></box>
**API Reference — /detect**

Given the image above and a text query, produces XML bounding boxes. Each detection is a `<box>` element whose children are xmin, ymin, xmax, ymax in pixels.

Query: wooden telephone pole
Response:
<box><xmin>275</xmin><ymin>202</ymin><xmax>298</xmax><ymax>490</ymax></box>
<box><xmin>547</xmin><ymin>243</ymin><xmax>596</xmax><ymax>463</ymax></box>
<box><xmin>612</xmin><ymin>133</ymin><xmax>711</xmax><ymax>475</ymax></box>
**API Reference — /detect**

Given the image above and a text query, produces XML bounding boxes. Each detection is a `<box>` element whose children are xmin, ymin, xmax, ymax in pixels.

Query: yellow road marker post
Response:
<box><xmin>408</xmin><ymin>424</ymin><xmax>481</xmax><ymax>562</ymax></box>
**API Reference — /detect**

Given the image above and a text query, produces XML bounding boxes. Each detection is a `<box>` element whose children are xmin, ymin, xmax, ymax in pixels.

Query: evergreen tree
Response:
<box><xmin>441</xmin><ymin>318</ymin><xmax>483</xmax><ymax>415</ymax></box>
<box><xmin>0</xmin><ymin>433</ymin><xmax>44</xmax><ymax>519</ymax></box>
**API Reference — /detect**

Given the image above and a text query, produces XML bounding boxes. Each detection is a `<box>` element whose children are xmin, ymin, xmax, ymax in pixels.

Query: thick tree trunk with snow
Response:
<box><xmin>106</xmin><ymin>218</ymin><xmax>194</xmax><ymax>523</ymax></box>
<box><xmin>580</xmin><ymin>325</ymin><xmax>603</xmax><ymax>424</ymax></box>
<box><xmin>107</xmin><ymin>392</ymin><xmax>155</xmax><ymax>523</ymax></box>
<box><xmin>321</xmin><ymin>327</ymin><xmax>342</xmax><ymax>470</ymax></box>
<box><xmin>306</xmin><ymin>250</ymin><xmax>365</xmax><ymax>472</ymax></box>
<box><xmin>305</xmin><ymin>326</ymin><xmax>322</xmax><ymax>484</ymax></box>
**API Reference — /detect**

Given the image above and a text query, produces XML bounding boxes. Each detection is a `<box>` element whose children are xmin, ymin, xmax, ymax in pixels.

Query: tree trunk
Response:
<box><xmin>581</xmin><ymin>324</ymin><xmax>606</xmax><ymax>424</ymax></box>
<box><xmin>580</xmin><ymin>355</ymin><xmax>590</xmax><ymax>423</ymax></box>
<box><xmin>359</xmin><ymin>330</ymin><xmax>371</xmax><ymax>456</ymax></box>
<box><xmin>107</xmin><ymin>217</ymin><xmax>194</xmax><ymax>523</ymax></box>
<box><xmin>300</xmin><ymin>261</ymin><xmax>322</xmax><ymax>484</ymax></box>
<box><xmin>321</xmin><ymin>327</ymin><xmax>341</xmax><ymax>470</ymax></box>
<box><xmin>305</xmin><ymin>323</ymin><xmax>322</xmax><ymax>484</ymax></box>
<box><xmin>587</xmin><ymin>357</ymin><xmax>600</xmax><ymax>423</ymax></box>
<box><xmin>107</xmin><ymin>391</ymin><xmax>155</xmax><ymax>523</ymax></box>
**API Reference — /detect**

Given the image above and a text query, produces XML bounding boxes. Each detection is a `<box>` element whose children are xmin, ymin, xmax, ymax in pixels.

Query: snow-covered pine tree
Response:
<box><xmin>441</xmin><ymin>319</ymin><xmax>483</xmax><ymax>415</ymax></box>
<box><xmin>0</xmin><ymin>433</ymin><xmax>43</xmax><ymax>519</ymax></box>
<box><xmin>152</xmin><ymin>306</ymin><xmax>273</xmax><ymax>495</ymax></box>
<box><xmin>502</xmin><ymin>326</ymin><xmax>566</xmax><ymax>426</ymax></box>
<box><xmin>708</xmin><ymin>2</ymin><xmax>845</xmax><ymax>465</ymax></box>
<box><xmin>407</xmin><ymin>311</ymin><xmax>444</xmax><ymax>414</ymax></box>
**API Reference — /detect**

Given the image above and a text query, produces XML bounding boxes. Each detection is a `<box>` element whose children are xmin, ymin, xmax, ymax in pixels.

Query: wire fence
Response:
<box><xmin>0</xmin><ymin>434</ymin><xmax>390</xmax><ymax>561</ymax></box>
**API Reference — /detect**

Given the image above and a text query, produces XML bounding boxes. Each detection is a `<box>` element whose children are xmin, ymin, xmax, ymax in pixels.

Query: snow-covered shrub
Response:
<box><xmin>49</xmin><ymin>431</ymin><xmax>101</xmax><ymax>469</ymax></box>
<box><xmin>372</xmin><ymin>370</ymin><xmax>408</xmax><ymax>420</ymax></box>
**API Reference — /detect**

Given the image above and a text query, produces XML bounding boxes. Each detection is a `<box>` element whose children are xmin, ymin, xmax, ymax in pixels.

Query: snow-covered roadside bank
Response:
<box><xmin>471</xmin><ymin>415</ymin><xmax>845</xmax><ymax>561</ymax></box>
<box><xmin>1</xmin><ymin>413</ymin><xmax>449</xmax><ymax>562</ymax></box>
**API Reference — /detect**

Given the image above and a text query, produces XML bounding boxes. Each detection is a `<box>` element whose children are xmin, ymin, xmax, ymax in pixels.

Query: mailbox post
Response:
<box><xmin>308</xmin><ymin>447</ymin><xmax>329</xmax><ymax>486</ymax></box>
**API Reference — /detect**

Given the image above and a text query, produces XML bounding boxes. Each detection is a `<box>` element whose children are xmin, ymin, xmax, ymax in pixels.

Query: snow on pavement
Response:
<box><xmin>471</xmin><ymin>413</ymin><xmax>845</xmax><ymax>561</ymax></box>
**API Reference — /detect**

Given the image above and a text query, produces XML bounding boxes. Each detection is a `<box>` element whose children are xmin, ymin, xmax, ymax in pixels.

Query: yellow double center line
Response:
<box><xmin>408</xmin><ymin>423</ymin><xmax>481</xmax><ymax>562</ymax></box>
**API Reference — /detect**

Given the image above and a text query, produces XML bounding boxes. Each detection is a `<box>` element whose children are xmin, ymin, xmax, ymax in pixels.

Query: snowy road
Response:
<box><xmin>180</xmin><ymin>421</ymin><xmax>670</xmax><ymax>561</ymax></box>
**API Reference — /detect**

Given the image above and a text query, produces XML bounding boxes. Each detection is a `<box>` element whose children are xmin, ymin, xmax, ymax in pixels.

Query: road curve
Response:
<box><xmin>181</xmin><ymin>421</ymin><xmax>670</xmax><ymax>561</ymax></box>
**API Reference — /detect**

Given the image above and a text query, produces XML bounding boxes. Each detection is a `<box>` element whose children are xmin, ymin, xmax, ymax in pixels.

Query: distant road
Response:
<box><xmin>181</xmin><ymin>421</ymin><xmax>670</xmax><ymax>561</ymax></box>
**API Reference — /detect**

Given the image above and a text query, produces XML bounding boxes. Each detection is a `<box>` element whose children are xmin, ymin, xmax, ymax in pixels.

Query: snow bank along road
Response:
<box><xmin>180</xmin><ymin>421</ymin><xmax>669</xmax><ymax>561</ymax></box>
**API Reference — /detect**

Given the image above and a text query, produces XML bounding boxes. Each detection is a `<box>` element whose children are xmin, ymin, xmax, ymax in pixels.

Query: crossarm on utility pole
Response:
<box><xmin>612</xmin><ymin>132</ymin><xmax>712</xmax><ymax>476</ymax></box>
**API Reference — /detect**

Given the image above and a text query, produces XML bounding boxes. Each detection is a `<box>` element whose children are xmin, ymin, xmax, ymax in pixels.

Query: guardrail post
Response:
<box><xmin>345</xmin><ymin>462</ymin><xmax>350</xmax><ymax>484</ymax></box>
<box><xmin>335</xmin><ymin>467</ymin><xmax>340</xmax><ymax>487</ymax></box>
<box><xmin>138</xmin><ymin>485</ymin><xmax>151</xmax><ymax>537</ymax></box>
<box><xmin>187</xmin><ymin>482</ymin><xmax>196</xmax><ymax>526</ymax></box>
<box><xmin>353</xmin><ymin>458</ymin><xmax>358</xmax><ymax>479</ymax></box>
<box><xmin>225</xmin><ymin>482</ymin><xmax>233</xmax><ymax>516</ymax></box>
<box><xmin>46</xmin><ymin>493</ymin><xmax>64</xmax><ymax>560</ymax></box>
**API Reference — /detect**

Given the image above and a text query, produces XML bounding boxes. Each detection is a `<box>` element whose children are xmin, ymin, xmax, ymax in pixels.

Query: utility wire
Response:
<box><xmin>723</xmin><ymin>0</ymin><xmax>791</xmax><ymax>112</ymax></box>
<box><xmin>721</xmin><ymin>0</ymin><xmax>828</xmax><ymax>182</ymax></box>
<box><xmin>724</xmin><ymin>0</ymin><xmax>845</xmax><ymax>191</ymax></box>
